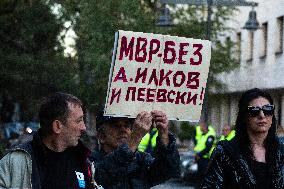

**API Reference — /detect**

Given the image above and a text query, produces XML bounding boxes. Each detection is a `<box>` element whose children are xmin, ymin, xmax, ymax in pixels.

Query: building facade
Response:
<box><xmin>209</xmin><ymin>0</ymin><xmax>284</xmax><ymax>134</ymax></box>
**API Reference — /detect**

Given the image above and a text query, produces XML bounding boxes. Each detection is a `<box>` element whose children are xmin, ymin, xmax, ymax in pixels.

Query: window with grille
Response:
<box><xmin>236</xmin><ymin>32</ymin><xmax>241</xmax><ymax>62</ymax></box>
<box><xmin>260</xmin><ymin>22</ymin><xmax>268</xmax><ymax>58</ymax></box>
<box><xmin>246</xmin><ymin>32</ymin><xmax>254</xmax><ymax>62</ymax></box>
<box><xmin>276</xmin><ymin>16</ymin><xmax>283</xmax><ymax>54</ymax></box>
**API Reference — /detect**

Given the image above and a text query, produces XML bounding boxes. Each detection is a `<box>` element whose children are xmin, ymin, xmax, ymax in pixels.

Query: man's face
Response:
<box><xmin>200</xmin><ymin>122</ymin><xmax>208</xmax><ymax>133</ymax></box>
<box><xmin>98</xmin><ymin>118</ymin><xmax>132</xmax><ymax>153</ymax></box>
<box><xmin>61</xmin><ymin>103</ymin><xmax>86</xmax><ymax>147</ymax></box>
<box><xmin>222</xmin><ymin>126</ymin><xmax>231</xmax><ymax>137</ymax></box>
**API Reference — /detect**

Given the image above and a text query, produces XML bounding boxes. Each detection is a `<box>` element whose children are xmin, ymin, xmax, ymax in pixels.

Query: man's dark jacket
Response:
<box><xmin>8</xmin><ymin>131</ymin><xmax>91</xmax><ymax>189</ymax></box>
<box><xmin>90</xmin><ymin>133</ymin><xmax>180</xmax><ymax>189</ymax></box>
<box><xmin>202</xmin><ymin>138</ymin><xmax>284</xmax><ymax>189</ymax></box>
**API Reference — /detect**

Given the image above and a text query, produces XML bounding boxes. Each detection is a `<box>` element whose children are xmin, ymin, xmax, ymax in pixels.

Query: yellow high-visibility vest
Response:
<box><xmin>210</xmin><ymin>130</ymin><xmax>236</xmax><ymax>157</ymax></box>
<box><xmin>138</xmin><ymin>128</ymin><xmax>158</xmax><ymax>152</ymax></box>
<box><xmin>195</xmin><ymin>126</ymin><xmax>203</xmax><ymax>142</ymax></box>
<box><xmin>194</xmin><ymin>127</ymin><xmax>216</xmax><ymax>159</ymax></box>
<box><xmin>220</xmin><ymin>130</ymin><xmax>236</xmax><ymax>141</ymax></box>
<box><xmin>195</xmin><ymin>125</ymin><xmax>215</xmax><ymax>142</ymax></box>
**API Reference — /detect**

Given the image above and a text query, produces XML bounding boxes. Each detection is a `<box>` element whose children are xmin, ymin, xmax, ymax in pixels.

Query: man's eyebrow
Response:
<box><xmin>76</xmin><ymin>115</ymin><xmax>84</xmax><ymax>120</ymax></box>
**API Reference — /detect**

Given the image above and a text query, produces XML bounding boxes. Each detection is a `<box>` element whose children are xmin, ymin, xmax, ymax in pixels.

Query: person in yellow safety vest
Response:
<box><xmin>220</xmin><ymin>124</ymin><xmax>236</xmax><ymax>141</ymax></box>
<box><xmin>195</xmin><ymin>124</ymin><xmax>216</xmax><ymax>157</ymax></box>
<box><xmin>209</xmin><ymin>125</ymin><xmax>235</xmax><ymax>157</ymax></box>
<box><xmin>138</xmin><ymin>128</ymin><xmax>158</xmax><ymax>154</ymax></box>
<box><xmin>193</xmin><ymin>121</ymin><xmax>216</xmax><ymax>186</ymax></box>
<box><xmin>194</xmin><ymin>124</ymin><xmax>215</xmax><ymax>146</ymax></box>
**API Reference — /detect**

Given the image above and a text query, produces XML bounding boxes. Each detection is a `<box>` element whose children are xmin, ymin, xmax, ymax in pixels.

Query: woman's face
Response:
<box><xmin>246</xmin><ymin>97</ymin><xmax>273</xmax><ymax>134</ymax></box>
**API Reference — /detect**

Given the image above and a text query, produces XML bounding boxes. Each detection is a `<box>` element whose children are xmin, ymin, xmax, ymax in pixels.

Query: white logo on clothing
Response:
<box><xmin>75</xmin><ymin>171</ymin><xmax>85</xmax><ymax>180</ymax></box>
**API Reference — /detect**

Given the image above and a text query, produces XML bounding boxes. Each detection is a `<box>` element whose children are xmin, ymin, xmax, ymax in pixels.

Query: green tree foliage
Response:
<box><xmin>61</xmin><ymin>0</ymin><xmax>238</xmax><ymax>107</ymax></box>
<box><xmin>168</xmin><ymin>5</ymin><xmax>238</xmax><ymax>91</ymax></box>
<box><xmin>71</xmin><ymin>0</ymin><xmax>160</xmax><ymax>108</ymax></box>
<box><xmin>0</xmin><ymin>0</ymin><xmax>239</xmax><ymax>118</ymax></box>
<box><xmin>0</xmin><ymin>0</ymin><xmax>78</xmax><ymax>120</ymax></box>
<box><xmin>178</xmin><ymin>121</ymin><xmax>195</xmax><ymax>142</ymax></box>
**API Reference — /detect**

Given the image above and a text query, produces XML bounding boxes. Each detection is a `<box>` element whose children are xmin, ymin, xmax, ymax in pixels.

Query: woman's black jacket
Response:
<box><xmin>202</xmin><ymin>138</ymin><xmax>284</xmax><ymax>189</ymax></box>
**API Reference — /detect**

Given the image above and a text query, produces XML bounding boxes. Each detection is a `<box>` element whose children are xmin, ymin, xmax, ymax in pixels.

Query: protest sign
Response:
<box><xmin>104</xmin><ymin>30</ymin><xmax>211</xmax><ymax>122</ymax></box>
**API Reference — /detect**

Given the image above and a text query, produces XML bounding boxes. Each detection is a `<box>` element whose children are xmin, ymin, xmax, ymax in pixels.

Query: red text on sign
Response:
<box><xmin>119</xmin><ymin>36</ymin><xmax>203</xmax><ymax>65</ymax></box>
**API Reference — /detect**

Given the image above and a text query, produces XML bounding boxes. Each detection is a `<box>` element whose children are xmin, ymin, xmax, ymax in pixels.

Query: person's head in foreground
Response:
<box><xmin>95</xmin><ymin>110</ymin><xmax>170</xmax><ymax>153</ymax></box>
<box><xmin>201</xmin><ymin>88</ymin><xmax>284</xmax><ymax>189</ymax></box>
<box><xmin>235</xmin><ymin>88</ymin><xmax>277</xmax><ymax>159</ymax></box>
<box><xmin>91</xmin><ymin>110</ymin><xmax>180</xmax><ymax>189</ymax></box>
<box><xmin>96</xmin><ymin>112</ymin><xmax>133</xmax><ymax>153</ymax></box>
<box><xmin>39</xmin><ymin>92</ymin><xmax>86</xmax><ymax>151</ymax></box>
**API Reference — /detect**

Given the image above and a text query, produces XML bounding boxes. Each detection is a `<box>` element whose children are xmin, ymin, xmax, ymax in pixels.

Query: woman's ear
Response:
<box><xmin>52</xmin><ymin>120</ymin><xmax>63</xmax><ymax>134</ymax></box>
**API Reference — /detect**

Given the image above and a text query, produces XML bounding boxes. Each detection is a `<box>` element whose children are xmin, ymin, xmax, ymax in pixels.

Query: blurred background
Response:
<box><xmin>0</xmin><ymin>1</ymin><xmax>284</xmax><ymax>187</ymax></box>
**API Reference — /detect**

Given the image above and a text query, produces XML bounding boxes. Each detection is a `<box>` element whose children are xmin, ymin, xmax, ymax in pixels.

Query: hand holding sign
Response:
<box><xmin>128</xmin><ymin>111</ymin><xmax>152</xmax><ymax>152</ymax></box>
<box><xmin>105</xmin><ymin>30</ymin><xmax>211</xmax><ymax>122</ymax></box>
<box><xmin>151</xmin><ymin>110</ymin><xmax>169</xmax><ymax>146</ymax></box>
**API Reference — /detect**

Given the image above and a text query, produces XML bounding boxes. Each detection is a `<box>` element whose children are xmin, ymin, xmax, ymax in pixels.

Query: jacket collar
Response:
<box><xmin>32</xmin><ymin>130</ymin><xmax>90</xmax><ymax>162</ymax></box>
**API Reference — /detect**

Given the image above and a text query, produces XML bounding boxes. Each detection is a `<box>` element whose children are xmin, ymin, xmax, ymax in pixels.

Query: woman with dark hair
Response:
<box><xmin>202</xmin><ymin>88</ymin><xmax>284</xmax><ymax>189</ymax></box>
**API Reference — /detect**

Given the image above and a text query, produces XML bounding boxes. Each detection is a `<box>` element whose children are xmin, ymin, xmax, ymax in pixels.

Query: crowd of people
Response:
<box><xmin>0</xmin><ymin>93</ymin><xmax>40</xmax><ymax>155</ymax></box>
<box><xmin>0</xmin><ymin>92</ymin><xmax>180</xmax><ymax>189</ymax></box>
<box><xmin>0</xmin><ymin>88</ymin><xmax>283</xmax><ymax>189</ymax></box>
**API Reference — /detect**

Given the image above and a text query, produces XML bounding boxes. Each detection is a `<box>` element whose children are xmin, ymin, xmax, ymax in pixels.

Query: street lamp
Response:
<box><xmin>158</xmin><ymin>0</ymin><xmax>259</xmax><ymax>40</ymax></box>
<box><xmin>243</xmin><ymin>5</ymin><xmax>259</xmax><ymax>31</ymax></box>
<box><xmin>157</xmin><ymin>0</ymin><xmax>259</xmax><ymax>121</ymax></box>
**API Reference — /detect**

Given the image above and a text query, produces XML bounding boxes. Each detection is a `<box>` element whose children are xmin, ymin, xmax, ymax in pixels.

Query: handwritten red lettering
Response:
<box><xmin>148</xmin><ymin>69</ymin><xmax>159</xmax><ymax>86</ymax></box>
<box><xmin>124</xmin><ymin>87</ymin><xmax>200</xmax><ymax>105</ymax></box>
<box><xmin>110</xmin><ymin>88</ymin><xmax>121</xmax><ymax>105</ymax></box>
<box><xmin>173</xmin><ymin>71</ymin><xmax>186</xmax><ymax>87</ymax></box>
<box><xmin>187</xmin><ymin>72</ymin><xmax>200</xmax><ymax>89</ymax></box>
<box><xmin>119</xmin><ymin>36</ymin><xmax>134</xmax><ymax>61</ymax></box>
<box><xmin>167</xmin><ymin>90</ymin><xmax>176</xmax><ymax>103</ymax></box>
<box><xmin>187</xmin><ymin>93</ymin><xmax>198</xmax><ymax>105</ymax></box>
<box><xmin>118</xmin><ymin>35</ymin><xmax>204</xmax><ymax>66</ymax></box>
<box><xmin>148</xmin><ymin>39</ymin><xmax>160</xmax><ymax>63</ymax></box>
<box><xmin>190</xmin><ymin>44</ymin><xmax>203</xmax><ymax>65</ymax></box>
<box><xmin>178</xmin><ymin>43</ymin><xmax>189</xmax><ymax>64</ymax></box>
<box><xmin>156</xmin><ymin>89</ymin><xmax>167</xmax><ymax>102</ymax></box>
<box><xmin>135</xmin><ymin>68</ymin><xmax>147</xmax><ymax>83</ymax></box>
<box><xmin>125</xmin><ymin>87</ymin><xmax>136</xmax><ymax>101</ymax></box>
<box><xmin>146</xmin><ymin>88</ymin><xmax>156</xmax><ymax>102</ymax></box>
<box><xmin>175</xmin><ymin>91</ymin><xmax>187</xmax><ymax>104</ymax></box>
<box><xmin>135</xmin><ymin>37</ymin><xmax>147</xmax><ymax>62</ymax></box>
<box><xmin>159</xmin><ymin>69</ymin><xmax>173</xmax><ymax>86</ymax></box>
<box><xmin>113</xmin><ymin>67</ymin><xmax>128</xmax><ymax>82</ymax></box>
<box><xmin>137</xmin><ymin>88</ymin><xmax>146</xmax><ymax>101</ymax></box>
<box><xmin>163</xmin><ymin>41</ymin><xmax>176</xmax><ymax>64</ymax></box>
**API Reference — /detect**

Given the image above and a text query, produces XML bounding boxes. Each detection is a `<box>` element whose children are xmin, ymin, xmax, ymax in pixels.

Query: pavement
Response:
<box><xmin>151</xmin><ymin>179</ymin><xmax>196</xmax><ymax>189</ymax></box>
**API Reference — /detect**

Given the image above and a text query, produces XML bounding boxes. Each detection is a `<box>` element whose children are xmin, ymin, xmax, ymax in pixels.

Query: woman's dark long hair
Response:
<box><xmin>235</xmin><ymin>88</ymin><xmax>278</xmax><ymax>166</ymax></box>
